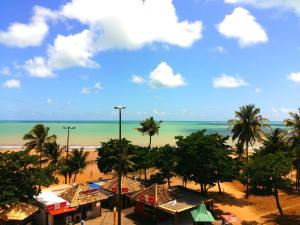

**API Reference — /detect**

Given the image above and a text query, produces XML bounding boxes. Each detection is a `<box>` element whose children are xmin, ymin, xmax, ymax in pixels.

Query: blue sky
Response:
<box><xmin>0</xmin><ymin>0</ymin><xmax>300</xmax><ymax>121</ymax></box>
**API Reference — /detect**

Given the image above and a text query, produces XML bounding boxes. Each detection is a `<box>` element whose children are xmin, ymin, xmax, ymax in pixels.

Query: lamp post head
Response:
<box><xmin>114</xmin><ymin>106</ymin><xmax>126</xmax><ymax>110</ymax></box>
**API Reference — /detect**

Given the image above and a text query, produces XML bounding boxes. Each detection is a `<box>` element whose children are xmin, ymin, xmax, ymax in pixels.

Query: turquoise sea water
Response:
<box><xmin>0</xmin><ymin>121</ymin><xmax>286</xmax><ymax>148</ymax></box>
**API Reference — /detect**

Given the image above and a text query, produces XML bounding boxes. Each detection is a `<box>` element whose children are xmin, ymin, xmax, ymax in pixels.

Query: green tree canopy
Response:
<box><xmin>0</xmin><ymin>150</ymin><xmax>57</xmax><ymax>208</ymax></box>
<box><xmin>97</xmin><ymin>138</ymin><xmax>135</xmax><ymax>175</ymax></box>
<box><xmin>153</xmin><ymin>144</ymin><xmax>178</xmax><ymax>187</ymax></box>
<box><xmin>175</xmin><ymin>130</ymin><xmax>239</xmax><ymax>194</ymax></box>
<box><xmin>245</xmin><ymin>152</ymin><xmax>292</xmax><ymax>215</ymax></box>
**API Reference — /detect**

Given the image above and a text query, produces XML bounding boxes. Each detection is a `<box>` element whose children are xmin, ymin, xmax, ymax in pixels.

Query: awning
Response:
<box><xmin>190</xmin><ymin>202</ymin><xmax>215</xmax><ymax>222</ymax></box>
<box><xmin>48</xmin><ymin>207</ymin><xmax>77</xmax><ymax>216</ymax></box>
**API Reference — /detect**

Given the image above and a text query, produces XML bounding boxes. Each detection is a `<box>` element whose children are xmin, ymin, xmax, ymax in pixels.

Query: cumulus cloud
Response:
<box><xmin>22</xmin><ymin>0</ymin><xmax>203</xmax><ymax>77</ymax></box>
<box><xmin>82</xmin><ymin>81</ymin><xmax>103</xmax><ymax>94</ymax></box>
<box><xmin>131</xmin><ymin>75</ymin><xmax>145</xmax><ymax>84</ymax></box>
<box><xmin>23</xmin><ymin>57</ymin><xmax>54</xmax><ymax>78</ymax></box>
<box><xmin>213</xmin><ymin>74</ymin><xmax>247</xmax><ymax>88</ymax></box>
<box><xmin>287</xmin><ymin>72</ymin><xmax>300</xmax><ymax>83</ymax></box>
<box><xmin>0</xmin><ymin>66</ymin><xmax>10</xmax><ymax>76</ymax></box>
<box><xmin>3</xmin><ymin>79</ymin><xmax>21</xmax><ymax>88</ymax></box>
<box><xmin>0</xmin><ymin>6</ymin><xmax>57</xmax><ymax>48</ymax></box>
<box><xmin>217</xmin><ymin>7</ymin><xmax>268</xmax><ymax>47</ymax></box>
<box><xmin>255</xmin><ymin>88</ymin><xmax>261</xmax><ymax>93</ymax></box>
<box><xmin>149</xmin><ymin>62</ymin><xmax>186</xmax><ymax>88</ymax></box>
<box><xmin>61</xmin><ymin>0</ymin><xmax>202</xmax><ymax>49</ymax></box>
<box><xmin>225</xmin><ymin>0</ymin><xmax>300</xmax><ymax>17</ymax></box>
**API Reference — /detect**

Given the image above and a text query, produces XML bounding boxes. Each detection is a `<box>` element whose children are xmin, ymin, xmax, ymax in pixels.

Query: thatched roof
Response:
<box><xmin>130</xmin><ymin>184</ymin><xmax>175</xmax><ymax>206</ymax></box>
<box><xmin>101</xmin><ymin>176</ymin><xmax>144</xmax><ymax>194</ymax></box>
<box><xmin>0</xmin><ymin>203</ymin><xmax>38</xmax><ymax>221</ymax></box>
<box><xmin>59</xmin><ymin>183</ymin><xmax>110</xmax><ymax>207</ymax></box>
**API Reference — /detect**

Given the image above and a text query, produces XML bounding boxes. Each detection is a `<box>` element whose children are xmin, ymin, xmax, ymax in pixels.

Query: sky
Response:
<box><xmin>0</xmin><ymin>0</ymin><xmax>300</xmax><ymax>121</ymax></box>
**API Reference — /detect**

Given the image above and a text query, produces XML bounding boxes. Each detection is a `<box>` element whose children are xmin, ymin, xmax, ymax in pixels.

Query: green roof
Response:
<box><xmin>190</xmin><ymin>202</ymin><xmax>215</xmax><ymax>222</ymax></box>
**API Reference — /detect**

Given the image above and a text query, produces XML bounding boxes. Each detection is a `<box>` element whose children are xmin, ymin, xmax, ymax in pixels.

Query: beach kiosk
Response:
<box><xmin>34</xmin><ymin>191</ymin><xmax>77</xmax><ymax>225</ymax></box>
<box><xmin>0</xmin><ymin>203</ymin><xmax>38</xmax><ymax>225</ymax></box>
<box><xmin>59</xmin><ymin>183</ymin><xmax>110</xmax><ymax>222</ymax></box>
<box><xmin>130</xmin><ymin>184</ymin><xmax>175</xmax><ymax>221</ymax></box>
<box><xmin>101</xmin><ymin>176</ymin><xmax>144</xmax><ymax>208</ymax></box>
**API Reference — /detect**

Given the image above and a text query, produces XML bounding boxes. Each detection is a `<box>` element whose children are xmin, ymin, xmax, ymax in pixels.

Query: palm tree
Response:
<box><xmin>97</xmin><ymin>139</ymin><xmax>135</xmax><ymax>176</ymax></box>
<box><xmin>43</xmin><ymin>142</ymin><xmax>64</xmax><ymax>166</ymax></box>
<box><xmin>262</xmin><ymin>128</ymin><xmax>289</xmax><ymax>154</ymax></box>
<box><xmin>23</xmin><ymin>124</ymin><xmax>57</xmax><ymax>168</ymax></box>
<box><xmin>284</xmin><ymin>108</ymin><xmax>300</xmax><ymax>190</ymax></box>
<box><xmin>228</xmin><ymin>104</ymin><xmax>269</xmax><ymax>196</ymax></box>
<box><xmin>69</xmin><ymin>148</ymin><xmax>90</xmax><ymax>183</ymax></box>
<box><xmin>137</xmin><ymin>117</ymin><xmax>162</xmax><ymax>180</ymax></box>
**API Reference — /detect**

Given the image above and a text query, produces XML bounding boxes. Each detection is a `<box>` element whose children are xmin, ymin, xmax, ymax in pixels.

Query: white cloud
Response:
<box><xmin>225</xmin><ymin>0</ymin><xmax>300</xmax><ymax>17</ymax></box>
<box><xmin>81</xmin><ymin>87</ymin><xmax>91</xmax><ymax>94</ymax></box>
<box><xmin>94</xmin><ymin>82</ymin><xmax>103</xmax><ymax>90</ymax></box>
<box><xmin>48</xmin><ymin>30</ymin><xmax>99</xmax><ymax>69</ymax></box>
<box><xmin>61</xmin><ymin>0</ymin><xmax>202</xmax><ymax>49</ymax></box>
<box><xmin>23</xmin><ymin>57</ymin><xmax>54</xmax><ymax>78</ymax></box>
<box><xmin>217</xmin><ymin>7</ymin><xmax>268</xmax><ymax>47</ymax></box>
<box><xmin>0</xmin><ymin>6</ymin><xmax>57</xmax><ymax>48</ymax></box>
<box><xmin>213</xmin><ymin>74</ymin><xmax>248</xmax><ymax>88</ymax></box>
<box><xmin>149</xmin><ymin>62</ymin><xmax>186</xmax><ymax>88</ymax></box>
<box><xmin>153</xmin><ymin>109</ymin><xmax>166</xmax><ymax>116</ymax></box>
<box><xmin>131</xmin><ymin>75</ymin><xmax>145</xmax><ymax>84</ymax></box>
<box><xmin>0</xmin><ymin>66</ymin><xmax>10</xmax><ymax>76</ymax></box>
<box><xmin>82</xmin><ymin>82</ymin><xmax>103</xmax><ymax>94</ymax></box>
<box><xmin>3</xmin><ymin>79</ymin><xmax>21</xmax><ymax>88</ymax></box>
<box><xmin>22</xmin><ymin>0</ymin><xmax>203</xmax><ymax>77</ymax></box>
<box><xmin>287</xmin><ymin>72</ymin><xmax>300</xmax><ymax>83</ymax></box>
<box><xmin>255</xmin><ymin>88</ymin><xmax>261</xmax><ymax>93</ymax></box>
<box><xmin>272</xmin><ymin>108</ymin><xmax>278</xmax><ymax>113</ymax></box>
<box><xmin>211</xmin><ymin>46</ymin><xmax>228</xmax><ymax>53</ymax></box>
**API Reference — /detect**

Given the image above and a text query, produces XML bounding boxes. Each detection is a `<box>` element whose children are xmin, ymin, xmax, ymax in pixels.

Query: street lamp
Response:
<box><xmin>114</xmin><ymin>106</ymin><xmax>126</xmax><ymax>225</ymax></box>
<box><xmin>62</xmin><ymin>126</ymin><xmax>76</xmax><ymax>159</ymax></box>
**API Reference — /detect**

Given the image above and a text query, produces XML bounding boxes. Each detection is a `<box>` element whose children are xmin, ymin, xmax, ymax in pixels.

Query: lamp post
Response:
<box><xmin>114</xmin><ymin>106</ymin><xmax>126</xmax><ymax>225</ymax></box>
<box><xmin>63</xmin><ymin>126</ymin><xmax>76</xmax><ymax>159</ymax></box>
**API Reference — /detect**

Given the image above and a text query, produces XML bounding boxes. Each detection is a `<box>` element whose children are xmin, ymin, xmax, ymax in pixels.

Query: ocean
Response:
<box><xmin>0</xmin><ymin>121</ymin><xmax>286</xmax><ymax>149</ymax></box>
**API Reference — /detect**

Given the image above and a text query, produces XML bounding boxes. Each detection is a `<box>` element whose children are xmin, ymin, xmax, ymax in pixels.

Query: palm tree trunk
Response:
<box><xmin>246</xmin><ymin>142</ymin><xmax>249</xmax><ymax>197</ymax></box>
<box><xmin>274</xmin><ymin>188</ymin><xmax>284</xmax><ymax>216</ymax></box>
<box><xmin>217</xmin><ymin>181</ymin><xmax>222</xmax><ymax>194</ymax></box>
<box><xmin>73</xmin><ymin>173</ymin><xmax>77</xmax><ymax>183</ymax></box>
<box><xmin>144</xmin><ymin>168</ymin><xmax>147</xmax><ymax>181</ymax></box>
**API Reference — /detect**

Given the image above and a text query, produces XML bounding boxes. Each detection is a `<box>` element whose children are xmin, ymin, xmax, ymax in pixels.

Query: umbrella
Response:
<box><xmin>221</xmin><ymin>214</ymin><xmax>238</xmax><ymax>223</ymax></box>
<box><xmin>191</xmin><ymin>202</ymin><xmax>215</xmax><ymax>222</ymax></box>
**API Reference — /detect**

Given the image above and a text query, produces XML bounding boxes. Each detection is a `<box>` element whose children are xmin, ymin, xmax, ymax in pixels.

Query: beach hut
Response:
<box><xmin>101</xmin><ymin>176</ymin><xmax>144</xmax><ymax>208</ymax></box>
<box><xmin>190</xmin><ymin>202</ymin><xmax>215</xmax><ymax>224</ymax></box>
<box><xmin>0</xmin><ymin>203</ymin><xmax>38</xmax><ymax>225</ymax></box>
<box><xmin>34</xmin><ymin>191</ymin><xmax>77</xmax><ymax>225</ymax></box>
<box><xmin>59</xmin><ymin>183</ymin><xmax>111</xmax><ymax>222</ymax></box>
<box><xmin>130</xmin><ymin>184</ymin><xmax>175</xmax><ymax>221</ymax></box>
<box><xmin>101</xmin><ymin>176</ymin><xmax>144</xmax><ymax>194</ymax></box>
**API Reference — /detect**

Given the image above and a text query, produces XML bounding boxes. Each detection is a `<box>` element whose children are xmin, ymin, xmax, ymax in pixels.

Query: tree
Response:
<box><xmin>245</xmin><ymin>152</ymin><xmax>292</xmax><ymax>215</ymax></box>
<box><xmin>68</xmin><ymin>148</ymin><xmax>90</xmax><ymax>183</ymax></box>
<box><xmin>175</xmin><ymin>130</ymin><xmax>239</xmax><ymax>194</ymax></box>
<box><xmin>0</xmin><ymin>150</ymin><xmax>57</xmax><ymax>208</ymax></box>
<box><xmin>284</xmin><ymin>108</ymin><xmax>300</xmax><ymax>191</ymax></box>
<box><xmin>137</xmin><ymin>117</ymin><xmax>162</xmax><ymax>180</ymax></box>
<box><xmin>229</xmin><ymin>104</ymin><xmax>269</xmax><ymax>196</ymax></box>
<box><xmin>43</xmin><ymin>142</ymin><xmax>64</xmax><ymax>166</ymax></box>
<box><xmin>97</xmin><ymin>139</ymin><xmax>135</xmax><ymax>175</ymax></box>
<box><xmin>131</xmin><ymin>145</ymin><xmax>152</xmax><ymax>178</ymax></box>
<box><xmin>23</xmin><ymin>124</ymin><xmax>57</xmax><ymax>168</ymax></box>
<box><xmin>153</xmin><ymin>145</ymin><xmax>178</xmax><ymax>187</ymax></box>
<box><xmin>259</xmin><ymin>128</ymin><xmax>289</xmax><ymax>155</ymax></box>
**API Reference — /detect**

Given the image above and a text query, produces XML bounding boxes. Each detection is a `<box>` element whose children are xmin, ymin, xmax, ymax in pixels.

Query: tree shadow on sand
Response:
<box><xmin>263</xmin><ymin>213</ymin><xmax>300</xmax><ymax>225</ymax></box>
<box><xmin>208</xmin><ymin>192</ymin><xmax>253</xmax><ymax>207</ymax></box>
